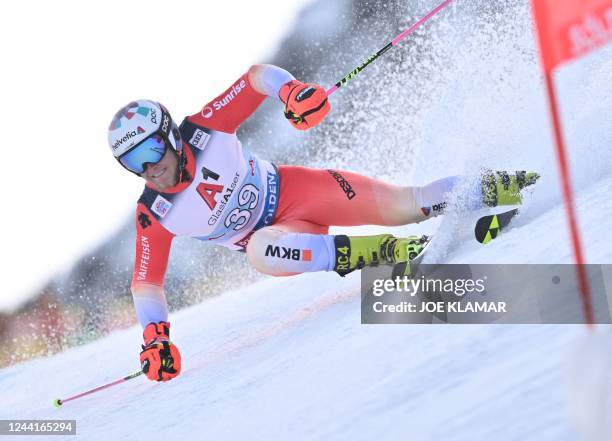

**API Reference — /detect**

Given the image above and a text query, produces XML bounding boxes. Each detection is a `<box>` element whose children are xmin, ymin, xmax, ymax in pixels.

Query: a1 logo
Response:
<box><xmin>196</xmin><ymin>167</ymin><xmax>223</xmax><ymax>210</ymax></box>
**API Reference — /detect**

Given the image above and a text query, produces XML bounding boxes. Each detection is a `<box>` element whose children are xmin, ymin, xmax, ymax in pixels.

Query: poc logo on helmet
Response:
<box><xmin>161</xmin><ymin>114</ymin><xmax>170</xmax><ymax>133</ymax></box>
<box><xmin>150</xmin><ymin>108</ymin><xmax>158</xmax><ymax>124</ymax></box>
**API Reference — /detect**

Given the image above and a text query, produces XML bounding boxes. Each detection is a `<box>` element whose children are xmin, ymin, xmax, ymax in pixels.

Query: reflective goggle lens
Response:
<box><xmin>118</xmin><ymin>134</ymin><xmax>167</xmax><ymax>174</ymax></box>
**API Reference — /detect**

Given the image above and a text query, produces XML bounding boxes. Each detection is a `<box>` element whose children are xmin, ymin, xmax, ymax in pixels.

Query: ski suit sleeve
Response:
<box><xmin>187</xmin><ymin>64</ymin><xmax>295</xmax><ymax>133</ymax></box>
<box><xmin>130</xmin><ymin>204</ymin><xmax>175</xmax><ymax>328</ymax></box>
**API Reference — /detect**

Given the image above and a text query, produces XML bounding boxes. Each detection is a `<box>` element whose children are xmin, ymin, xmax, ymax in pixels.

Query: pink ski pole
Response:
<box><xmin>327</xmin><ymin>0</ymin><xmax>454</xmax><ymax>95</ymax></box>
<box><xmin>53</xmin><ymin>370</ymin><xmax>143</xmax><ymax>408</ymax></box>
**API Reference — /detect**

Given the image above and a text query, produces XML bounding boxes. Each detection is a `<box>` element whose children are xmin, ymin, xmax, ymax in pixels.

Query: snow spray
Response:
<box><xmin>327</xmin><ymin>0</ymin><xmax>454</xmax><ymax>96</ymax></box>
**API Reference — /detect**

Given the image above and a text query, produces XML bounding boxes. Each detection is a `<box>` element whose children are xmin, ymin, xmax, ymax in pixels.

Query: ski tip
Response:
<box><xmin>53</xmin><ymin>398</ymin><xmax>63</xmax><ymax>408</ymax></box>
<box><xmin>474</xmin><ymin>208</ymin><xmax>519</xmax><ymax>244</ymax></box>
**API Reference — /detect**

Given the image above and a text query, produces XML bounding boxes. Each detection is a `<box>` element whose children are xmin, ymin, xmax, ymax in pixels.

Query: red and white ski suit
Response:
<box><xmin>130</xmin><ymin>64</ymin><xmax>458</xmax><ymax>327</ymax></box>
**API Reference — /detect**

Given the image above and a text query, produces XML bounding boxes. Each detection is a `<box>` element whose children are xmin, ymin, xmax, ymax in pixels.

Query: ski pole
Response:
<box><xmin>53</xmin><ymin>370</ymin><xmax>143</xmax><ymax>408</ymax></box>
<box><xmin>326</xmin><ymin>0</ymin><xmax>454</xmax><ymax>96</ymax></box>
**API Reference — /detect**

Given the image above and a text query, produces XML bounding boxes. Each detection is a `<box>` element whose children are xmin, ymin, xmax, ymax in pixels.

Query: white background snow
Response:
<box><xmin>1</xmin><ymin>1</ymin><xmax>612</xmax><ymax>440</ymax></box>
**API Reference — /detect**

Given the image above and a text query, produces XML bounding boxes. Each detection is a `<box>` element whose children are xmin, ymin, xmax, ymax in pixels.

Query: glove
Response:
<box><xmin>279</xmin><ymin>80</ymin><xmax>330</xmax><ymax>130</ymax></box>
<box><xmin>139</xmin><ymin>321</ymin><xmax>182</xmax><ymax>382</ymax></box>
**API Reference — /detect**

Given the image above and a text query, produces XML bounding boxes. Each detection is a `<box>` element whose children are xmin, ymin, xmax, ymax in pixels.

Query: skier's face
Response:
<box><xmin>141</xmin><ymin>147</ymin><xmax>179</xmax><ymax>190</ymax></box>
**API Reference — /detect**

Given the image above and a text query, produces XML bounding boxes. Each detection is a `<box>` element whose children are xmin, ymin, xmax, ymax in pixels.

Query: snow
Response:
<box><xmin>0</xmin><ymin>273</ymin><xmax>590</xmax><ymax>440</ymax></box>
<box><xmin>1</xmin><ymin>173</ymin><xmax>610</xmax><ymax>439</ymax></box>
<box><xmin>568</xmin><ymin>332</ymin><xmax>612</xmax><ymax>441</ymax></box>
<box><xmin>1</xmin><ymin>1</ymin><xmax>611</xmax><ymax>440</ymax></box>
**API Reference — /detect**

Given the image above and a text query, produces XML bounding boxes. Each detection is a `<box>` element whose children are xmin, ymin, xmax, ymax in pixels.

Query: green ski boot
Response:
<box><xmin>481</xmin><ymin>170</ymin><xmax>540</xmax><ymax>207</ymax></box>
<box><xmin>333</xmin><ymin>234</ymin><xmax>429</xmax><ymax>276</ymax></box>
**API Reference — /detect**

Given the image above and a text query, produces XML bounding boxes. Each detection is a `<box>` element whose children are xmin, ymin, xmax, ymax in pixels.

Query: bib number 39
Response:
<box><xmin>224</xmin><ymin>184</ymin><xmax>259</xmax><ymax>231</ymax></box>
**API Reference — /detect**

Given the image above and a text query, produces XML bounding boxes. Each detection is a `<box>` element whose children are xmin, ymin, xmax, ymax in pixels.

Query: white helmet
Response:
<box><xmin>107</xmin><ymin>100</ymin><xmax>182</xmax><ymax>173</ymax></box>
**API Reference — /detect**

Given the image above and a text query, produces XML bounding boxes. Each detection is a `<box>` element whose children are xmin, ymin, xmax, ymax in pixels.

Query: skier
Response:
<box><xmin>107</xmin><ymin>64</ymin><xmax>537</xmax><ymax>382</ymax></box>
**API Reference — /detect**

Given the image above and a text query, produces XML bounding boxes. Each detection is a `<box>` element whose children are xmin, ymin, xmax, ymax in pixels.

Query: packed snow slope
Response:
<box><xmin>2</xmin><ymin>2</ymin><xmax>612</xmax><ymax>440</ymax></box>
<box><xmin>2</xmin><ymin>183</ymin><xmax>611</xmax><ymax>440</ymax></box>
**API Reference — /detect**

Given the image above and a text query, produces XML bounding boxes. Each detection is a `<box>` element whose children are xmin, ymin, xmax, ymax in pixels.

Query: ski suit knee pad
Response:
<box><xmin>246</xmin><ymin>228</ymin><xmax>335</xmax><ymax>276</ymax></box>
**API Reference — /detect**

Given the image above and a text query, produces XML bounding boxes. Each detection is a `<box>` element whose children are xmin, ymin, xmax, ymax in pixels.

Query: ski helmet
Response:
<box><xmin>107</xmin><ymin>100</ymin><xmax>182</xmax><ymax>174</ymax></box>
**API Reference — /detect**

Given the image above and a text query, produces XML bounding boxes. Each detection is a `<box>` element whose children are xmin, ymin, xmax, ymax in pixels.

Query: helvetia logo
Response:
<box><xmin>137</xmin><ymin>126</ymin><xmax>145</xmax><ymax>134</ymax></box>
<box><xmin>201</xmin><ymin>79</ymin><xmax>246</xmax><ymax>118</ymax></box>
<box><xmin>113</xmin><ymin>130</ymin><xmax>139</xmax><ymax>150</ymax></box>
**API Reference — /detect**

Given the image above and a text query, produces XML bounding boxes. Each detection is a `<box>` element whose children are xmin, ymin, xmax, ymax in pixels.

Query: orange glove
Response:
<box><xmin>140</xmin><ymin>321</ymin><xmax>181</xmax><ymax>382</ymax></box>
<box><xmin>279</xmin><ymin>80</ymin><xmax>330</xmax><ymax>130</ymax></box>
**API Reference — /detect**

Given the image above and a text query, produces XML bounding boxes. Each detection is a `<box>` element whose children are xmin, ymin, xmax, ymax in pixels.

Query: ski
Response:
<box><xmin>474</xmin><ymin>209</ymin><xmax>519</xmax><ymax>244</ymax></box>
<box><xmin>391</xmin><ymin>235</ymin><xmax>433</xmax><ymax>277</ymax></box>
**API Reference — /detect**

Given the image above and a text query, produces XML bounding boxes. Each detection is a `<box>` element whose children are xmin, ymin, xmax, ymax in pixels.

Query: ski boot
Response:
<box><xmin>333</xmin><ymin>234</ymin><xmax>430</xmax><ymax>276</ymax></box>
<box><xmin>481</xmin><ymin>170</ymin><xmax>540</xmax><ymax>207</ymax></box>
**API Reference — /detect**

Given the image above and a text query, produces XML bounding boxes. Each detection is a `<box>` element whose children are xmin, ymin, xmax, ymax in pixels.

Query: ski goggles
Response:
<box><xmin>118</xmin><ymin>133</ymin><xmax>169</xmax><ymax>174</ymax></box>
<box><xmin>117</xmin><ymin>107</ymin><xmax>178</xmax><ymax>174</ymax></box>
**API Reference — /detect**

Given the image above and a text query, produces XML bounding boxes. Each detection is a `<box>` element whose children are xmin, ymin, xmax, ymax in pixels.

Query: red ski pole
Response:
<box><xmin>327</xmin><ymin>0</ymin><xmax>454</xmax><ymax>96</ymax></box>
<box><xmin>54</xmin><ymin>370</ymin><xmax>143</xmax><ymax>408</ymax></box>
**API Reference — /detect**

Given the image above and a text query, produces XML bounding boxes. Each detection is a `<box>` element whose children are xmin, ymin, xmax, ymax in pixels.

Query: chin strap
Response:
<box><xmin>176</xmin><ymin>149</ymin><xmax>188</xmax><ymax>183</ymax></box>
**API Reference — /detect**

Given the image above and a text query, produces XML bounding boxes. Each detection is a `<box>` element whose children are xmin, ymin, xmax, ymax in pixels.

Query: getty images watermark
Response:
<box><xmin>371</xmin><ymin>274</ymin><xmax>507</xmax><ymax>314</ymax></box>
<box><xmin>361</xmin><ymin>264</ymin><xmax>612</xmax><ymax>324</ymax></box>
